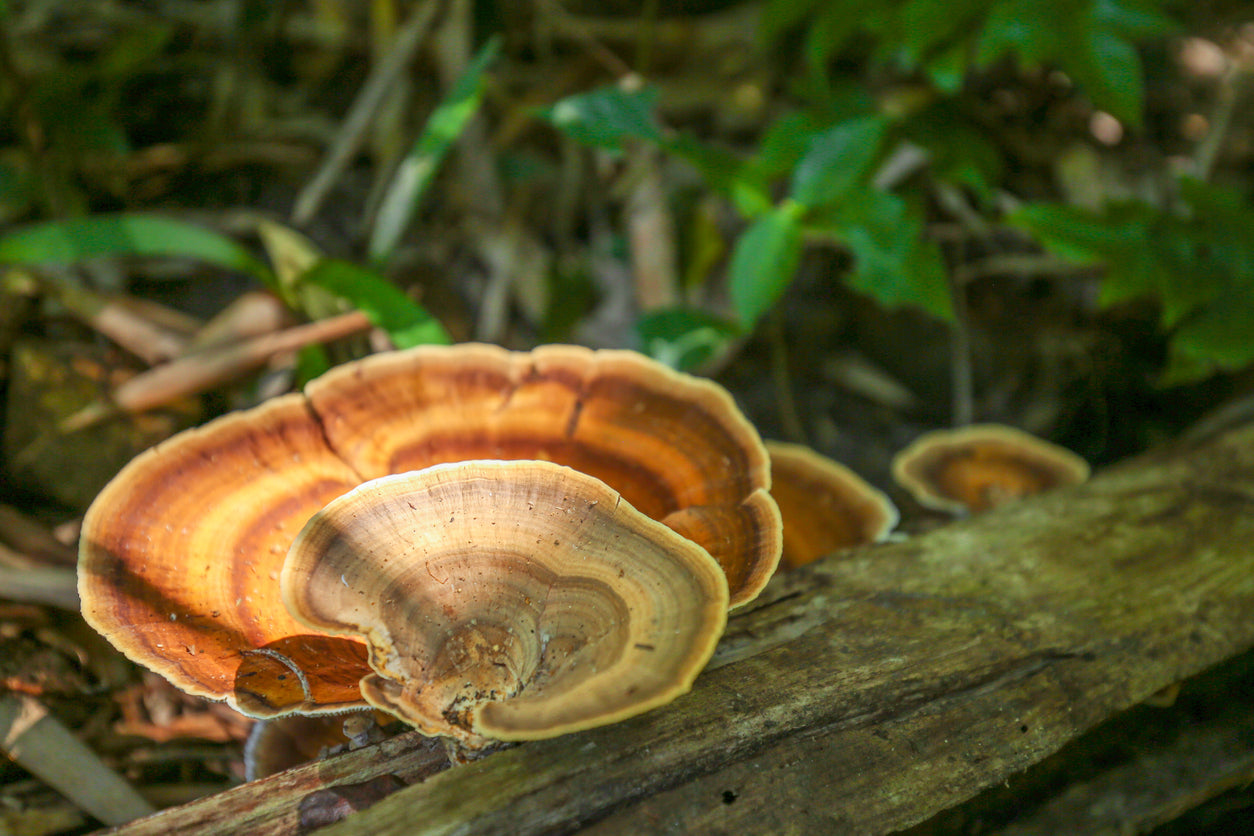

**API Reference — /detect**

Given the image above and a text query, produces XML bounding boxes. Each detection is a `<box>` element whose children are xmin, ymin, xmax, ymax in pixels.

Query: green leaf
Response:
<box><xmin>922</xmin><ymin>40</ymin><xmax>971</xmax><ymax>94</ymax></box>
<box><xmin>802</xmin><ymin>1</ymin><xmax>877</xmax><ymax>78</ymax></box>
<box><xmin>540</xmin><ymin>85</ymin><xmax>664</xmax><ymax>151</ymax></box>
<box><xmin>751</xmin><ymin>111</ymin><xmax>829</xmax><ymax>181</ymax></box>
<box><xmin>897</xmin><ymin>0</ymin><xmax>991</xmax><ymax>67</ymax></box>
<box><xmin>729</xmin><ymin>201</ymin><xmax>806</xmax><ymax>327</ymax></box>
<box><xmin>295</xmin><ymin>345</ymin><xmax>332</xmax><ymax>386</ymax></box>
<box><xmin>759</xmin><ymin>0</ymin><xmax>824</xmax><ymax>45</ymax></box>
<box><xmin>788</xmin><ymin>115</ymin><xmax>890</xmax><ymax>209</ymax></box>
<box><xmin>298</xmin><ymin>259</ymin><xmax>451</xmax><ymax>348</ymax></box>
<box><xmin>905</xmin><ymin>105</ymin><xmax>1004</xmax><ymax>199</ymax></box>
<box><xmin>1014</xmin><ymin>179</ymin><xmax>1254</xmax><ymax>384</ymax></box>
<box><xmin>1094</xmin><ymin>0</ymin><xmax>1177</xmax><ymax>40</ymax></box>
<box><xmin>975</xmin><ymin>0</ymin><xmax>1176</xmax><ymax>127</ymax></box>
<box><xmin>369</xmin><ymin>36</ymin><xmax>500</xmax><ymax>263</ymax></box>
<box><xmin>1163</xmin><ymin>296</ymin><xmax>1254</xmax><ymax>385</ymax></box>
<box><xmin>0</xmin><ymin>213</ymin><xmax>274</xmax><ymax>284</ymax></box>
<box><xmin>636</xmin><ymin>307</ymin><xmax>739</xmax><ymax>371</ymax></box>
<box><xmin>1077</xmin><ymin>26</ymin><xmax>1146</xmax><ymax>125</ymax></box>
<box><xmin>976</xmin><ymin>0</ymin><xmax>1071</xmax><ymax>67</ymax></box>
<box><xmin>837</xmin><ymin>189</ymin><xmax>953</xmax><ymax>319</ymax></box>
<box><xmin>1008</xmin><ymin>201</ymin><xmax>1143</xmax><ymax>264</ymax></box>
<box><xmin>666</xmin><ymin>133</ymin><xmax>749</xmax><ymax>196</ymax></box>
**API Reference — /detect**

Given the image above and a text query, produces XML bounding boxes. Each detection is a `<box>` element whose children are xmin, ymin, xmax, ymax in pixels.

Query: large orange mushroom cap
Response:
<box><xmin>891</xmin><ymin>424</ymin><xmax>1090</xmax><ymax>515</ymax></box>
<box><xmin>767</xmin><ymin>441</ymin><xmax>898</xmax><ymax>570</ymax></box>
<box><xmin>78</xmin><ymin>343</ymin><xmax>778</xmax><ymax>720</ymax></box>
<box><xmin>282</xmin><ymin>461</ymin><xmax>729</xmax><ymax>746</ymax></box>
<box><xmin>77</xmin><ymin>394</ymin><xmax>372</xmax><ymax>716</ymax></box>
<box><xmin>304</xmin><ymin>344</ymin><xmax>780</xmax><ymax>605</ymax></box>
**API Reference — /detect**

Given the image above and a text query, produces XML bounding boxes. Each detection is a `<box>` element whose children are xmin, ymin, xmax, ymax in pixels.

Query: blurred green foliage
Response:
<box><xmin>1012</xmin><ymin>178</ymin><xmax>1254</xmax><ymax>383</ymax></box>
<box><xmin>542</xmin><ymin>0</ymin><xmax>1253</xmax><ymax>383</ymax></box>
<box><xmin>2</xmin><ymin>0</ymin><xmax>1252</xmax><ymax>387</ymax></box>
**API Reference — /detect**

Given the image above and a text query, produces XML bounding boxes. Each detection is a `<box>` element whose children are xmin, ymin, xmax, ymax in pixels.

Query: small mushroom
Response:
<box><xmin>244</xmin><ymin>714</ymin><xmax>357</xmax><ymax>782</ymax></box>
<box><xmin>282</xmin><ymin>460</ymin><xmax>729</xmax><ymax>745</ymax></box>
<box><xmin>767</xmin><ymin>441</ymin><xmax>898</xmax><ymax>570</ymax></box>
<box><xmin>79</xmin><ymin>344</ymin><xmax>777</xmax><ymax>722</ymax></box>
<box><xmin>891</xmin><ymin>424</ymin><xmax>1090</xmax><ymax>515</ymax></box>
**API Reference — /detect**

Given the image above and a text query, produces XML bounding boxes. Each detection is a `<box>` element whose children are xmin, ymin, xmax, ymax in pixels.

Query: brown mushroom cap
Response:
<box><xmin>891</xmin><ymin>424</ymin><xmax>1090</xmax><ymax>515</ymax></box>
<box><xmin>79</xmin><ymin>343</ymin><xmax>775</xmax><ymax>720</ymax></box>
<box><xmin>767</xmin><ymin>441</ymin><xmax>898</xmax><ymax>570</ymax></box>
<box><xmin>78</xmin><ymin>395</ymin><xmax>372</xmax><ymax>717</ymax></box>
<box><xmin>304</xmin><ymin>344</ymin><xmax>779</xmax><ymax>606</ymax></box>
<box><xmin>282</xmin><ymin>460</ymin><xmax>729</xmax><ymax>745</ymax></box>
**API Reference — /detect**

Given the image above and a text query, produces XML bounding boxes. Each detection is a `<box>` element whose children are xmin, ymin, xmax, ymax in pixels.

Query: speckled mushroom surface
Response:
<box><xmin>78</xmin><ymin>343</ymin><xmax>778</xmax><ymax>720</ymax></box>
<box><xmin>892</xmin><ymin>424</ymin><xmax>1091</xmax><ymax>515</ymax></box>
<box><xmin>283</xmin><ymin>461</ymin><xmax>729</xmax><ymax>745</ymax></box>
<box><xmin>767</xmin><ymin>441</ymin><xmax>898</xmax><ymax>570</ymax></box>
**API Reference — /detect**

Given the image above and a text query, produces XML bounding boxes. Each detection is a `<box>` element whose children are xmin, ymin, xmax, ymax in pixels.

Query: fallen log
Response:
<box><xmin>100</xmin><ymin>422</ymin><xmax>1254</xmax><ymax>835</ymax></box>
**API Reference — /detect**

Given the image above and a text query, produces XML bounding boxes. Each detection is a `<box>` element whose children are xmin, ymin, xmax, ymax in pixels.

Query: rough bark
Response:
<box><xmin>99</xmin><ymin>424</ymin><xmax>1254</xmax><ymax>836</ymax></box>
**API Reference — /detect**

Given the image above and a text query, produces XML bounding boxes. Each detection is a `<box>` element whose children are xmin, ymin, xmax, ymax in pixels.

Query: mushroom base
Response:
<box><xmin>361</xmin><ymin>620</ymin><xmax>534</xmax><ymax>745</ymax></box>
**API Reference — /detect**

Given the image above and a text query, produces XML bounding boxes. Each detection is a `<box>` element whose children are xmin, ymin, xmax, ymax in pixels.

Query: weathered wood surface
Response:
<box><xmin>995</xmin><ymin>706</ymin><xmax>1254</xmax><ymax>835</ymax></box>
<box><xmin>100</xmin><ymin>424</ymin><xmax>1254</xmax><ymax>835</ymax></box>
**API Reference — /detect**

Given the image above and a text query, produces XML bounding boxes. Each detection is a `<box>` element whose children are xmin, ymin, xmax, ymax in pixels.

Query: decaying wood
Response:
<box><xmin>994</xmin><ymin>708</ymin><xmax>1254</xmax><ymax>835</ymax></box>
<box><xmin>100</xmin><ymin>423</ymin><xmax>1254</xmax><ymax>835</ymax></box>
<box><xmin>98</xmin><ymin>729</ymin><xmax>450</xmax><ymax>835</ymax></box>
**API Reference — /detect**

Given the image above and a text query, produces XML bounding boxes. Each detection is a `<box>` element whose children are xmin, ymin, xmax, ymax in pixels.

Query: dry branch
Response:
<box><xmin>98</xmin><ymin>422</ymin><xmax>1254</xmax><ymax>835</ymax></box>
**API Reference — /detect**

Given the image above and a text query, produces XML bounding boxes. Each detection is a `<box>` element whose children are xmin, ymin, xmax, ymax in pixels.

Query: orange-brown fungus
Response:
<box><xmin>767</xmin><ymin>441</ymin><xmax>897</xmax><ymax>570</ymax></box>
<box><xmin>891</xmin><ymin>424</ymin><xmax>1090</xmax><ymax>515</ymax></box>
<box><xmin>78</xmin><ymin>395</ymin><xmax>372</xmax><ymax>716</ymax></box>
<box><xmin>79</xmin><ymin>343</ymin><xmax>777</xmax><ymax>722</ymax></box>
<box><xmin>283</xmin><ymin>461</ymin><xmax>729</xmax><ymax>746</ymax></box>
<box><xmin>304</xmin><ymin>344</ymin><xmax>779</xmax><ymax>605</ymax></box>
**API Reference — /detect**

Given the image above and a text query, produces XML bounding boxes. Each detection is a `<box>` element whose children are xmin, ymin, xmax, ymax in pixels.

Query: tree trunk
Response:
<box><xmin>100</xmin><ymin>423</ymin><xmax>1254</xmax><ymax>835</ymax></box>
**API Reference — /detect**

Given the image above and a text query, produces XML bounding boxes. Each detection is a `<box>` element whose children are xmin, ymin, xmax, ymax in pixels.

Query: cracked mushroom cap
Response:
<box><xmin>282</xmin><ymin>461</ymin><xmax>729</xmax><ymax>745</ymax></box>
<box><xmin>891</xmin><ymin>424</ymin><xmax>1090</xmax><ymax>515</ymax></box>
<box><xmin>79</xmin><ymin>343</ymin><xmax>776</xmax><ymax>719</ymax></box>
<box><xmin>767</xmin><ymin>442</ymin><xmax>898</xmax><ymax>570</ymax></box>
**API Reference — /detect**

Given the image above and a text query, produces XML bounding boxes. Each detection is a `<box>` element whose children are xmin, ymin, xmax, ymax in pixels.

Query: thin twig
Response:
<box><xmin>1194</xmin><ymin>65</ymin><xmax>1252</xmax><ymax>182</ymax></box>
<box><xmin>947</xmin><ymin>266</ymin><xmax>974</xmax><ymax>428</ymax></box>
<box><xmin>58</xmin><ymin>310</ymin><xmax>373</xmax><ymax>432</ymax></box>
<box><xmin>293</xmin><ymin>0</ymin><xmax>445</xmax><ymax>226</ymax></box>
<box><xmin>0</xmin><ymin>505</ymin><xmax>77</xmax><ymax>567</ymax></box>
<box><xmin>0</xmin><ymin>695</ymin><xmax>155</xmax><ymax>825</ymax></box>
<box><xmin>0</xmin><ymin>557</ymin><xmax>80</xmax><ymax>610</ymax></box>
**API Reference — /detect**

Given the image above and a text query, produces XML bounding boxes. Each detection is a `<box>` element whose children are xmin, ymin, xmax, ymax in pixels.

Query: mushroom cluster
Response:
<box><xmin>79</xmin><ymin>344</ymin><xmax>780</xmax><ymax>745</ymax></box>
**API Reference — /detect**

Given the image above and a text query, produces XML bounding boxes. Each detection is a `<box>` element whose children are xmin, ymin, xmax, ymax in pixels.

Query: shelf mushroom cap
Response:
<box><xmin>767</xmin><ymin>441</ymin><xmax>898</xmax><ymax>570</ymax></box>
<box><xmin>304</xmin><ymin>344</ymin><xmax>779</xmax><ymax>607</ymax></box>
<box><xmin>282</xmin><ymin>460</ymin><xmax>729</xmax><ymax>745</ymax></box>
<box><xmin>891</xmin><ymin>424</ymin><xmax>1091</xmax><ymax>515</ymax></box>
<box><xmin>79</xmin><ymin>343</ymin><xmax>777</xmax><ymax>720</ymax></box>
<box><xmin>77</xmin><ymin>394</ymin><xmax>372</xmax><ymax>717</ymax></box>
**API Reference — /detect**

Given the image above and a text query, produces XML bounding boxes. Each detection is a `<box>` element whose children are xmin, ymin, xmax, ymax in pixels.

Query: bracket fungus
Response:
<box><xmin>78</xmin><ymin>343</ymin><xmax>778</xmax><ymax>738</ymax></box>
<box><xmin>283</xmin><ymin>461</ymin><xmax>728</xmax><ymax>744</ymax></box>
<box><xmin>767</xmin><ymin>441</ymin><xmax>898</xmax><ymax>570</ymax></box>
<box><xmin>891</xmin><ymin>424</ymin><xmax>1090</xmax><ymax>515</ymax></box>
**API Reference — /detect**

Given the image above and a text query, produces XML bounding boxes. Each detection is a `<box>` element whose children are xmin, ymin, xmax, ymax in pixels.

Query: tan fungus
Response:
<box><xmin>892</xmin><ymin>424</ymin><xmax>1090</xmax><ymax>515</ymax></box>
<box><xmin>767</xmin><ymin>441</ymin><xmax>898</xmax><ymax>570</ymax></box>
<box><xmin>282</xmin><ymin>461</ymin><xmax>729</xmax><ymax>745</ymax></box>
